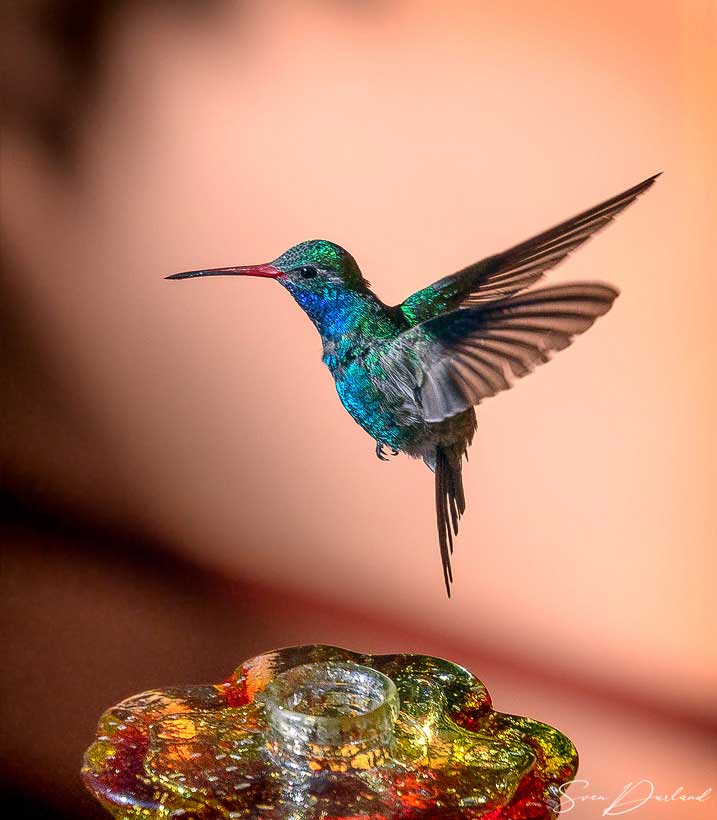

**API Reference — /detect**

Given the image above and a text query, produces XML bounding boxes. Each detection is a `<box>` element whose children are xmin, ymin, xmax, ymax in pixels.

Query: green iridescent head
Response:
<box><xmin>272</xmin><ymin>239</ymin><xmax>369</xmax><ymax>291</ymax></box>
<box><xmin>167</xmin><ymin>239</ymin><xmax>369</xmax><ymax>295</ymax></box>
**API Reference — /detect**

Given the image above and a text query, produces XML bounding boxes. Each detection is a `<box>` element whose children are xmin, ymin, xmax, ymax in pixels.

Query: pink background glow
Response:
<box><xmin>1</xmin><ymin>2</ymin><xmax>715</xmax><ymax>817</ymax></box>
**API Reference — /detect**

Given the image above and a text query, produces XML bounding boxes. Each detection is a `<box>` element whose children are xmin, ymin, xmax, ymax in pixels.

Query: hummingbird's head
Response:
<box><xmin>167</xmin><ymin>240</ymin><xmax>372</xmax><ymax>336</ymax></box>
<box><xmin>271</xmin><ymin>239</ymin><xmax>369</xmax><ymax>292</ymax></box>
<box><xmin>167</xmin><ymin>239</ymin><xmax>368</xmax><ymax>292</ymax></box>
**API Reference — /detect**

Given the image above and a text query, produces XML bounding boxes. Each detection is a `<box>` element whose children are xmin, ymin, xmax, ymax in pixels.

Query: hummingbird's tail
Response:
<box><xmin>434</xmin><ymin>446</ymin><xmax>466</xmax><ymax>598</ymax></box>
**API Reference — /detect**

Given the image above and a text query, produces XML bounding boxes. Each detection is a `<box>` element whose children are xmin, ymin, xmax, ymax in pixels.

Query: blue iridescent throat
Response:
<box><xmin>279</xmin><ymin>280</ymin><xmax>380</xmax><ymax>341</ymax></box>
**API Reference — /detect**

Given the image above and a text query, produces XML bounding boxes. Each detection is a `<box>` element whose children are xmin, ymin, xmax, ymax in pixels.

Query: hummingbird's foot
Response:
<box><xmin>375</xmin><ymin>442</ymin><xmax>399</xmax><ymax>461</ymax></box>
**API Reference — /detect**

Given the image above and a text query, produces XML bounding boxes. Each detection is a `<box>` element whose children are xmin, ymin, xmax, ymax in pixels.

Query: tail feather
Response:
<box><xmin>435</xmin><ymin>447</ymin><xmax>466</xmax><ymax>597</ymax></box>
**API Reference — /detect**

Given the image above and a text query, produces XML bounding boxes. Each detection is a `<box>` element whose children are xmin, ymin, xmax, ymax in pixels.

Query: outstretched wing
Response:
<box><xmin>382</xmin><ymin>283</ymin><xmax>618</xmax><ymax>423</ymax></box>
<box><xmin>398</xmin><ymin>174</ymin><xmax>658</xmax><ymax>326</ymax></box>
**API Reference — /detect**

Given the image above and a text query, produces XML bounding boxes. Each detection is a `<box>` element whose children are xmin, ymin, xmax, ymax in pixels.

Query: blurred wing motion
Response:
<box><xmin>399</xmin><ymin>174</ymin><xmax>658</xmax><ymax>326</ymax></box>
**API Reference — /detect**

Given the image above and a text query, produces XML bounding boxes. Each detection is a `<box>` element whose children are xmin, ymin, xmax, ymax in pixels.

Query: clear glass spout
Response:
<box><xmin>262</xmin><ymin>661</ymin><xmax>399</xmax><ymax>772</ymax></box>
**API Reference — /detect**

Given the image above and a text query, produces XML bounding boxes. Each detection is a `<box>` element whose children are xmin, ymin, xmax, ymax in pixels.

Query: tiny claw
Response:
<box><xmin>375</xmin><ymin>442</ymin><xmax>400</xmax><ymax>461</ymax></box>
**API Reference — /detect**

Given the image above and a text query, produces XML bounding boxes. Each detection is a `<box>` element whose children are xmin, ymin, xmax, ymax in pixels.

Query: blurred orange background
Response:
<box><xmin>1</xmin><ymin>1</ymin><xmax>715</xmax><ymax>818</ymax></box>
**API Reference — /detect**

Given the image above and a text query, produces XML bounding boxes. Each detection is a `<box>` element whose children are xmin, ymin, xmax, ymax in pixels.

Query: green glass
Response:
<box><xmin>82</xmin><ymin>645</ymin><xmax>578</xmax><ymax>818</ymax></box>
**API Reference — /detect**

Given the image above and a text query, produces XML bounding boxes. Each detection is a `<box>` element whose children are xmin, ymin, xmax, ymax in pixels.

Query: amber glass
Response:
<box><xmin>82</xmin><ymin>645</ymin><xmax>577</xmax><ymax>818</ymax></box>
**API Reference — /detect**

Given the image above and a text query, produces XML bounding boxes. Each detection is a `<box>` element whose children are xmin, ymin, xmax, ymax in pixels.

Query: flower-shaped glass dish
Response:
<box><xmin>82</xmin><ymin>645</ymin><xmax>577</xmax><ymax>819</ymax></box>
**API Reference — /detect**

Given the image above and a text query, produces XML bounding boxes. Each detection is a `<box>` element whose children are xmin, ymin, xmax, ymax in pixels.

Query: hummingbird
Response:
<box><xmin>167</xmin><ymin>174</ymin><xmax>658</xmax><ymax>596</ymax></box>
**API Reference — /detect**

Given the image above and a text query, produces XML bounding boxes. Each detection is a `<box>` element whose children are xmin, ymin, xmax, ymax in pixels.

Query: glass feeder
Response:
<box><xmin>82</xmin><ymin>645</ymin><xmax>577</xmax><ymax>818</ymax></box>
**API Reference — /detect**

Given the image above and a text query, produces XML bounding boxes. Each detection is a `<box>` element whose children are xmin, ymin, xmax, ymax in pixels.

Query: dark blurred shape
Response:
<box><xmin>0</xmin><ymin>780</ymin><xmax>101</xmax><ymax>820</ymax></box>
<box><xmin>0</xmin><ymin>0</ymin><xmax>220</xmax><ymax>165</ymax></box>
<box><xmin>0</xmin><ymin>0</ymin><xmax>226</xmax><ymax>528</ymax></box>
<box><xmin>0</xmin><ymin>507</ymin><xmax>339</xmax><ymax>817</ymax></box>
<box><xmin>1</xmin><ymin>0</ymin><xmax>125</xmax><ymax>163</ymax></box>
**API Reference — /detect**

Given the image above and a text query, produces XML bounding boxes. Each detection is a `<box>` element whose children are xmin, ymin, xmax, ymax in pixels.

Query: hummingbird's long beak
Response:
<box><xmin>165</xmin><ymin>263</ymin><xmax>280</xmax><ymax>281</ymax></box>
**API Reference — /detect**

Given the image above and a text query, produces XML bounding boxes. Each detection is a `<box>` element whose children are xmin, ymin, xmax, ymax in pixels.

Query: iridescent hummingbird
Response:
<box><xmin>168</xmin><ymin>175</ymin><xmax>658</xmax><ymax>596</ymax></box>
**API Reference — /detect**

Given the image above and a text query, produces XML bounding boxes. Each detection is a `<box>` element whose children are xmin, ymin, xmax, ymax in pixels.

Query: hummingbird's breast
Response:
<box><xmin>332</xmin><ymin>356</ymin><xmax>419</xmax><ymax>450</ymax></box>
<box><xmin>326</xmin><ymin>336</ymin><xmax>475</xmax><ymax>457</ymax></box>
<box><xmin>331</xmin><ymin>353</ymin><xmax>476</xmax><ymax>458</ymax></box>
<box><xmin>319</xmin><ymin>305</ymin><xmax>419</xmax><ymax>450</ymax></box>
<box><xmin>289</xmin><ymin>285</ymin><xmax>473</xmax><ymax>456</ymax></box>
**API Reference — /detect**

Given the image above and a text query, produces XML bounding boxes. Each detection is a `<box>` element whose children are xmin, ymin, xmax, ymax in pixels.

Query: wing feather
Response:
<box><xmin>383</xmin><ymin>283</ymin><xmax>618</xmax><ymax>423</ymax></box>
<box><xmin>398</xmin><ymin>174</ymin><xmax>658</xmax><ymax>324</ymax></box>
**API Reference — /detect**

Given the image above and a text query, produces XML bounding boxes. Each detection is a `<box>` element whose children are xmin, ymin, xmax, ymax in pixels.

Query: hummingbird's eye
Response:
<box><xmin>293</xmin><ymin>265</ymin><xmax>319</xmax><ymax>279</ymax></box>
